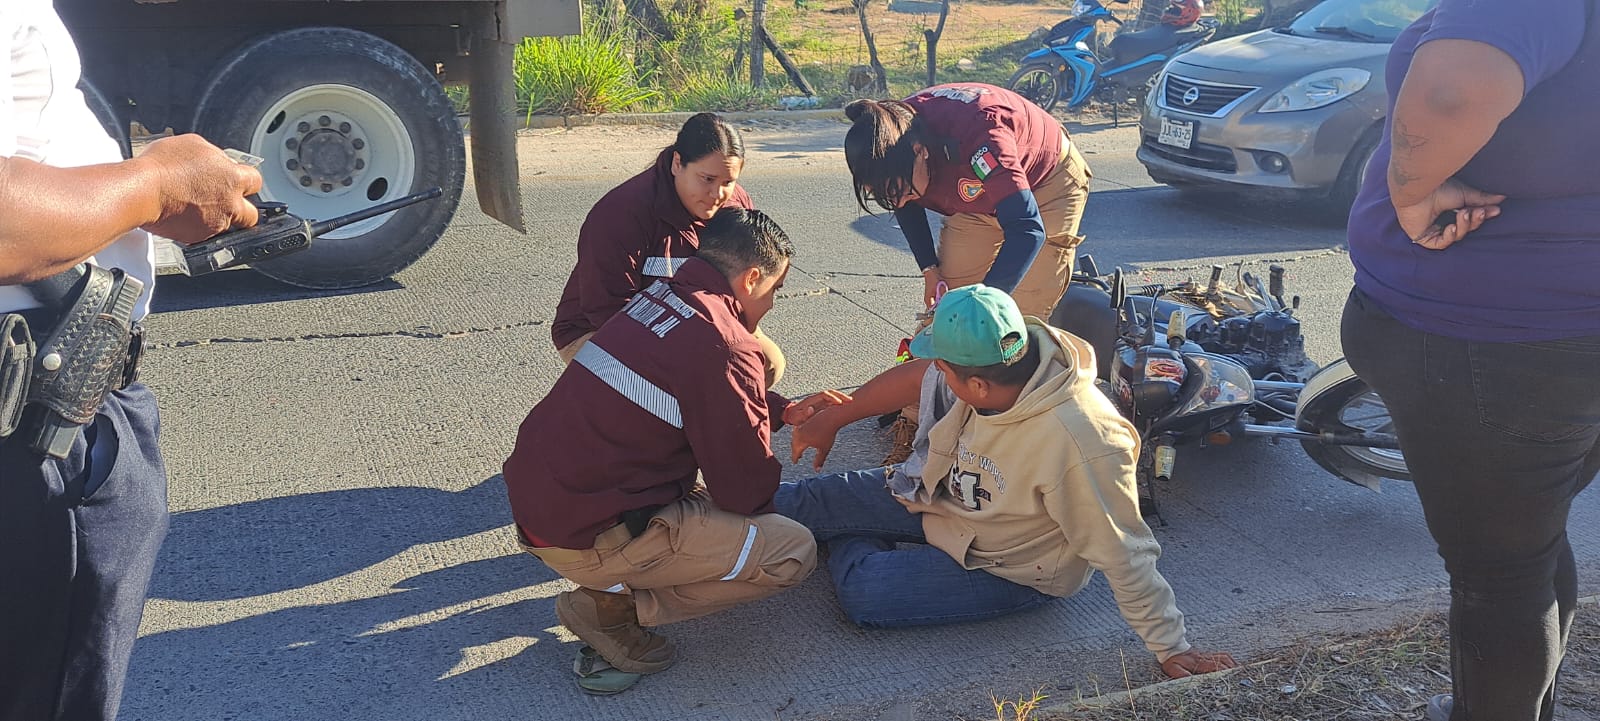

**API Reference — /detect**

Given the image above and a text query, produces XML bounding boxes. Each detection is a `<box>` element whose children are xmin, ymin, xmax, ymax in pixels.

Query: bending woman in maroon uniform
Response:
<box><xmin>551</xmin><ymin>112</ymin><xmax>786</xmax><ymax>386</ymax></box>
<box><xmin>843</xmin><ymin>83</ymin><xmax>1094</xmax><ymax>463</ymax></box>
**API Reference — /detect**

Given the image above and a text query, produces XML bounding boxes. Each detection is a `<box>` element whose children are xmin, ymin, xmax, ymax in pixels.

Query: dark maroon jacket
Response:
<box><xmin>551</xmin><ymin>151</ymin><xmax>755</xmax><ymax>350</ymax></box>
<box><xmin>507</xmin><ymin>258</ymin><xmax>791</xmax><ymax>549</ymax></box>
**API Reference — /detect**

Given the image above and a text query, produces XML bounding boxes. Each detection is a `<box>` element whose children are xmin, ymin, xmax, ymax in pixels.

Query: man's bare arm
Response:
<box><xmin>791</xmin><ymin>359</ymin><xmax>931</xmax><ymax>469</ymax></box>
<box><xmin>0</xmin><ymin>156</ymin><xmax>160</xmax><ymax>283</ymax></box>
<box><xmin>0</xmin><ymin>134</ymin><xmax>261</xmax><ymax>284</ymax></box>
<box><xmin>1387</xmin><ymin>38</ymin><xmax>1523</xmax><ymax>207</ymax></box>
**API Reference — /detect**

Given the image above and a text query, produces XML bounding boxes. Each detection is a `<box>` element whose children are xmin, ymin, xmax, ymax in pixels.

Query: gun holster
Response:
<box><xmin>0</xmin><ymin>313</ymin><xmax>35</xmax><ymax>437</ymax></box>
<box><xmin>0</xmin><ymin>264</ymin><xmax>145</xmax><ymax>458</ymax></box>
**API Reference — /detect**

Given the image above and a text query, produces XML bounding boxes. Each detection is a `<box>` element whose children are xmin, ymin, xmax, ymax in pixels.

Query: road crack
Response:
<box><xmin>148</xmin><ymin>319</ymin><xmax>548</xmax><ymax>349</ymax></box>
<box><xmin>1130</xmin><ymin>248</ymin><xmax>1349</xmax><ymax>273</ymax></box>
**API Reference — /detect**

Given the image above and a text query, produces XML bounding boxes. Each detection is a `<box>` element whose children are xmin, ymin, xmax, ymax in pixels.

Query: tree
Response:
<box><xmin>854</xmin><ymin>0</ymin><xmax>889</xmax><ymax>94</ymax></box>
<box><xmin>624</xmin><ymin>0</ymin><xmax>674</xmax><ymax>77</ymax></box>
<box><xmin>923</xmin><ymin>0</ymin><xmax>951</xmax><ymax>87</ymax></box>
<box><xmin>624</xmin><ymin>0</ymin><xmax>673</xmax><ymax>41</ymax></box>
<box><xmin>751</xmin><ymin>0</ymin><xmax>767</xmax><ymax>88</ymax></box>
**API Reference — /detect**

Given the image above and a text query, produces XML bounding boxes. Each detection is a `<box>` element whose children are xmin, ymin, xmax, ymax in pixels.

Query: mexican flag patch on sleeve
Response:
<box><xmin>970</xmin><ymin>146</ymin><xmax>998</xmax><ymax>181</ymax></box>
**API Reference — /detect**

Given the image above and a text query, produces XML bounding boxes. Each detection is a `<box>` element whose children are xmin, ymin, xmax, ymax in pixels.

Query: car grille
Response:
<box><xmin>1142</xmin><ymin>135</ymin><xmax>1238</xmax><ymax>173</ymax></box>
<box><xmin>1161</xmin><ymin>75</ymin><xmax>1257</xmax><ymax>117</ymax></box>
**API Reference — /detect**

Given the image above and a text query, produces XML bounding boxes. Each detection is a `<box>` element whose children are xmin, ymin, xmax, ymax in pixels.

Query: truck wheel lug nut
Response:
<box><xmin>318</xmin><ymin>115</ymin><xmax>331</xmax><ymax>127</ymax></box>
<box><xmin>342</xmin><ymin>177</ymin><xmax>353</xmax><ymax>186</ymax></box>
<box><xmin>297</xmin><ymin>122</ymin><xmax>311</xmax><ymax>133</ymax></box>
<box><xmin>286</xmin><ymin>159</ymin><xmax>299</xmax><ymax>170</ymax></box>
<box><xmin>353</xmin><ymin>159</ymin><xmax>365</xmax><ymax>170</ymax></box>
<box><xmin>352</xmin><ymin>138</ymin><xmax>365</xmax><ymax>150</ymax></box>
<box><xmin>285</xmin><ymin>138</ymin><xmax>298</xmax><ymax>151</ymax></box>
<box><xmin>300</xmin><ymin>176</ymin><xmax>312</xmax><ymax>187</ymax></box>
<box><xmin>338</xmin><ymin>122</ymin><xmax>351</xmax><ymax>133</ymax></box>
<box><xmin>321</xmin><ymin>183</ymin><xmax>334</xmax><ymax>193</ymax></box>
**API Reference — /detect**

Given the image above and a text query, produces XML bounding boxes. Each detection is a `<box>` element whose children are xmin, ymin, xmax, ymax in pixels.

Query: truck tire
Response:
<box><xmin>79</xmin><ymin>78</ymin><xmax>131</xmax><ymax>160</ymax></box>
<box><xmin>192</xmin><ymin>27</ymin><xmax>464</xmax><ymax>289</ymax></box>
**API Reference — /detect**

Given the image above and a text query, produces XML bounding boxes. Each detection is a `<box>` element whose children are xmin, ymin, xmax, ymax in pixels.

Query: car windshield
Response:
<box><xmin>1283</xmin><ymin>0</ymin><xmax>1437</xmax><ymax>43</ymax></box>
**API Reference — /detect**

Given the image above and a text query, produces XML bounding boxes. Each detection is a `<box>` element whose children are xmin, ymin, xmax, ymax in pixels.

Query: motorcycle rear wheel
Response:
<box><xmin>1008</xmin><ymin>62</ymin><xmax>1063</xmax><ymax>111</ymax></box>
<box><xmin>1296</xmin><ymin>359</ymin><xmax>1412</xmax><ymax>488</ymax></box>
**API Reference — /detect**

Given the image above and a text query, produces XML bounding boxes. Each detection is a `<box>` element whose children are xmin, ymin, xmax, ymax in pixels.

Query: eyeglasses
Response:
<box><xmin>864</xmin><ymin>178</ymin><xmax>919</xmax><ymax>211</ymax></box>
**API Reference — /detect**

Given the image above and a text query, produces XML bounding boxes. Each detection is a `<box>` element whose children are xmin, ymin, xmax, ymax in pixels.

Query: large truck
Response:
<box><xmin>57</xmin><ymin>0</ymin><xmax>582</xmax><ymax>289</ymax></box>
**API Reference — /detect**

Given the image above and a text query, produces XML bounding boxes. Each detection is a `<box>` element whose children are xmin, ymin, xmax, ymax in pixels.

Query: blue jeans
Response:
<box><xmin>0</xmin><ymin>384</ymin><xmax>169</xmax><ymax>721</ymax></box>
<box><xmin>774</xmin><ymin>469</ymin><xmax>1053</xmax><ymax>628</ymax></box>
<box><xmin>1343</xmin><ymin>290</ymin><xmax>1600</xmax><ymax>721</ymax></box>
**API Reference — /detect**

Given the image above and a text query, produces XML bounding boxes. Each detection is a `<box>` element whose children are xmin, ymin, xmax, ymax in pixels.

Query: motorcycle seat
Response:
<box><xmin>1045</xmin><ymin>18</ymin><xmax>1093</xmax><ymax>45</ymax></box>
<box><xmin>1108</xmin><ymin>24</ymin><xmax>1204</xmax><ymax>67</ymax></box>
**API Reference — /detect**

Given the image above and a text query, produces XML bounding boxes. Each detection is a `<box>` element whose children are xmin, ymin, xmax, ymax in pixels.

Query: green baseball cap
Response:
<box><xmin>908</xmin><ymin>284</ymin><xmax>1028</xmax><ymax>366</ymax></box>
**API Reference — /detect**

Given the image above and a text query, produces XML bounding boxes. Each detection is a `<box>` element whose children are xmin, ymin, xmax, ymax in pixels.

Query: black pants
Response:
<box><xmin>1342</xmin><ymin>289</ymin><xmax>1600</xmax><ymax>721</ymax></box>
<box><xmin>0</xmin><ymin>384</ymin><xmax>169</xmax><ymax>721</ymax></box>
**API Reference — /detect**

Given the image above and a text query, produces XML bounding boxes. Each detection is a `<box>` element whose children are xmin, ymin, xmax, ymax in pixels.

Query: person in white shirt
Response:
<box><xmin>0</xmin><ymin>4</ymin><xmax>261</xmax><ymax>720</ymax></box>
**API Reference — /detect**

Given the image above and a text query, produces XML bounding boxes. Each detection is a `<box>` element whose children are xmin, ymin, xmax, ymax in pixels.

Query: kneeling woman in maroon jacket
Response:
<box><xmin>550</xmin><ymin>113</ymin><xmax>786</xmax><ymax>386</ymax></box>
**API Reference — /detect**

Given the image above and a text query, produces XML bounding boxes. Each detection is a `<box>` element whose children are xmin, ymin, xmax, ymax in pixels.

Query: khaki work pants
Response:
<box><xmin>895</xmin><ymin>141</ymin><xmax>1094</xmax><ymax>424</ymax></box>
<box><xmin>522</xmin><ymin>492</ymin><xmax>818</xmax><ymax>627</ymax></box>
<box><xmin>937</xmin><ymin>139</ymin><xmax>1093</xmax><ymax>320</ymax></box>
<box><xmin>559</xmin><ymin>326</ymin><xmax>788</xmax><ymax>388</ymax></box>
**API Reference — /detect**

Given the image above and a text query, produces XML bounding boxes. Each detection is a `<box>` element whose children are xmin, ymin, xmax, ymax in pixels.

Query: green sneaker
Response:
<box><xmin>572</xmin><ymin>646</ymin><xmax>642</xmax><ymax>696</ymax></box>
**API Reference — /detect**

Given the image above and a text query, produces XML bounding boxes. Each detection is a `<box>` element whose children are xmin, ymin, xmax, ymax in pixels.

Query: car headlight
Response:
<box><xmin>1258</xmin><ymin>68</ymin><xmax>1371</xmax><ymax>113</ymax></box>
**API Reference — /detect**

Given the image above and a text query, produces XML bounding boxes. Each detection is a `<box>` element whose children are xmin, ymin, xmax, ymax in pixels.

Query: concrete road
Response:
<box><xmin>122</xmin><ymin>120</ymin><xmax>1599</xmax><ymax>721</ymax></box>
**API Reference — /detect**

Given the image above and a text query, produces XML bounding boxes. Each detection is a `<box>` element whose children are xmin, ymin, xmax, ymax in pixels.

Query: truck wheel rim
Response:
<box><xmin>250</xmin><ymin>84</ymin><xmax>417</xmax><ymax>240</ymax></box>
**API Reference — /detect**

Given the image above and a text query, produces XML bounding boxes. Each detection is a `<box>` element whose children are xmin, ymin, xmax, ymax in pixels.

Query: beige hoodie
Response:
<box><xmin>908</xmin><ymin>320</ymin><xmax>1190</xmax><ymax>661</ymax></box>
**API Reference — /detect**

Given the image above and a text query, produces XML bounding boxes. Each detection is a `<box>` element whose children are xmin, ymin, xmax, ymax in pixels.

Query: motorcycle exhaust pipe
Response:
<box><xmin>1240</xmin><ymin>424</ymin><xmax>1402</xmax><ymax>449</ymax></box>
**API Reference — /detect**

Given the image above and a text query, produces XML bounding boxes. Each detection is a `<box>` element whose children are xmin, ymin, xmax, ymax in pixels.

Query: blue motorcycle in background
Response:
<box><xmin>1008</xmin><ymin>0</ymin><xmax>1218</xmax><ymax>113</ymax></box>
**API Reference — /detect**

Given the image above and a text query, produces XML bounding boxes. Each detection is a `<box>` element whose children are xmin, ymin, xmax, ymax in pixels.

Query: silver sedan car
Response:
<box><xmin>1136</xmin><ymin>0</ymin><xmax>1435</xmax><ymax>210</ymax></box>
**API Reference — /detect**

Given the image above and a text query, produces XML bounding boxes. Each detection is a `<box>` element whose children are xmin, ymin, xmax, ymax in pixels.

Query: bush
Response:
<box><xmin>1209</xmin><ymin>0</ymin><xmax>1263</xmax><ymax>36</ymax></box>
<box><xmin>671</xmin><ymin>76</ymin><xmax>781</xmax><ymax>112</ymax></box>
<box><xmin>514</xmin><ymin>29</ymin><xmax>660</xmax><ymax>116</ymax></box>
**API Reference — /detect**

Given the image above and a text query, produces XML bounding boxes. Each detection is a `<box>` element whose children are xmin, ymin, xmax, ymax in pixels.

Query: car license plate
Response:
<box><xmin>1158</xmin><ymin>117</ymin><xmax>1194</xmax><ymax>150</ymax></box>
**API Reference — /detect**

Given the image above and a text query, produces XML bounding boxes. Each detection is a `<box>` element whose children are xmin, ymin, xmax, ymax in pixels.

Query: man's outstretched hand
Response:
<box><xmin>1161</xmin><ymin>649</ymin><xmax>1239</xmax><ymax>679</ymax></box>
<box><xmin>783</xmin><ymin>390</ymin><xmax>851</xmax><ymax>429</ymax></box>
<box><xmin>789</xmin><ymin>397</ymin><xmax>854</xmax><ymax>471</ymax></box>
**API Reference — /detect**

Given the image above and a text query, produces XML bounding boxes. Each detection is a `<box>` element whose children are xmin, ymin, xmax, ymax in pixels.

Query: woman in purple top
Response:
<box><xmin>1341</xmin><ymin>1</ymin><xmax>1600</xmax><ymax>719</ymax></box>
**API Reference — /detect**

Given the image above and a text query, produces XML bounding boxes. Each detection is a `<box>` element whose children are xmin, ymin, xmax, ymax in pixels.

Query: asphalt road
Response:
<box><xmin>121</xmin><ymin>119</ymin><xmax>1600</xmax><ymax>721</ymax></box>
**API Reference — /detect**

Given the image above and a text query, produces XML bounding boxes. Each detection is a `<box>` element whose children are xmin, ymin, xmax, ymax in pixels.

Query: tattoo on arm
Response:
<box><xmin>1392</xmin><ymin>121</ymin><xmax>1429</xmax><ymax>153</ymax></box>
<box><xmin>1389</xmin><ymin>120</ymin><xmax>1428</xmax><ymax>188</ymax></box>
<box><xmin>1389</xmin><ymin>162</ymin><xmax>1420</xmax><ymax>188</ymax></box>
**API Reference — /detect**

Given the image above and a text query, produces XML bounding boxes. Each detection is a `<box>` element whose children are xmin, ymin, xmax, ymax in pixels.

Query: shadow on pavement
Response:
<box><xmin>152</xmin><ymin>271</ymin><xmax>404</xmax><ymax>314</ymax></box>
<box><xmin>129</xmin><ymin>475</ymin><xmax>566</xmax><ymax>720</ymax></box>
<box><xmin>150</xmin><ymin>478</ymin><xmax>510</xmax><ymax>602</ymax></box>
<box><xmin>129</xmin><ymin>553</ymin><xmax>561</xmax><ymax>721</ymax></box>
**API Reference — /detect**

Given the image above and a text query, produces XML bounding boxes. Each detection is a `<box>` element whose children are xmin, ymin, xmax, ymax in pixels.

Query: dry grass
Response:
<box><xmin>1037</xmin><ymin>604</ymin><xmax>1600</xmax><ymax>721</ymax></box>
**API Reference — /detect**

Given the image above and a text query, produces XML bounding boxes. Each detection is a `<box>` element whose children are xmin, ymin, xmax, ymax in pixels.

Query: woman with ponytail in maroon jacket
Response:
<box><xmin>551</xmin><ymin>112</ymin><xmax>786</xmax><ymax>386</ymax></box>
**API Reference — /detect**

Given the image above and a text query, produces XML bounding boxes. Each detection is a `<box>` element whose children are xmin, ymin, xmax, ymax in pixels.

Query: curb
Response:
<box><xmin>1043</xmin><ymin>594</ymin><xmax>1600</xmax><ymax>717</ymax></box>
<box><xmin>511</xmin><ymin>107</ymin><xmax>846</xmax><ymax>130</ymax></box>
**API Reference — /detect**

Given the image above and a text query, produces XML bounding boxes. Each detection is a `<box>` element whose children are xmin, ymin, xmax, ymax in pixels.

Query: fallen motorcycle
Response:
<box><xmin>1050</xmin><ymin>257</ymin><xmax>1408</xmax><ymax>521</ymax></box>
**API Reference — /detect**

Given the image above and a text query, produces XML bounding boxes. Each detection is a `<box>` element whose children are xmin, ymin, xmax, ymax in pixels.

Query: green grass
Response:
<box><xmin>513</xmin><ymin>28</ymin><xmax>660</xmax><ymax>116</ymax></box>
<box><xmin>505</xmin><ymin>0</ymin><xmax>1078</xmax><ymax>116</ymax></box>
<box><xmin>670</xmin><ymin>76</ymin><xmax>783</xmax><ymax>112</ymax></box>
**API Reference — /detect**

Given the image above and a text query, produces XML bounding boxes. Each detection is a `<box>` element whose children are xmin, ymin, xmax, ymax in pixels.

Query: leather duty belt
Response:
<box><xmin>0</xmin><ymin>263</ymin><xmax>145</xmax><ymax>458</ymax></box>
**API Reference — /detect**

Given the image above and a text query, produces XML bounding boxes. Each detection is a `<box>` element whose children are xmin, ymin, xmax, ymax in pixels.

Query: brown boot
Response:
<box><xmin>555</xmin><ymin>587</ymin><xmax>676</xmax><ymax>674</ymax></box>
<box><xmin>881</xmin><ymin>415</ymin><xmax>918</xmax><ymax>466</ymax></box>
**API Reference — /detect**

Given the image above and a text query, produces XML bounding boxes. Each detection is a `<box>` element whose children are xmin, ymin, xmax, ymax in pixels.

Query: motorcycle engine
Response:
<box><xmin>1205</xmin><ymin>310</ymin><xmax>1313</xmax><ymax>382</ymax></box>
